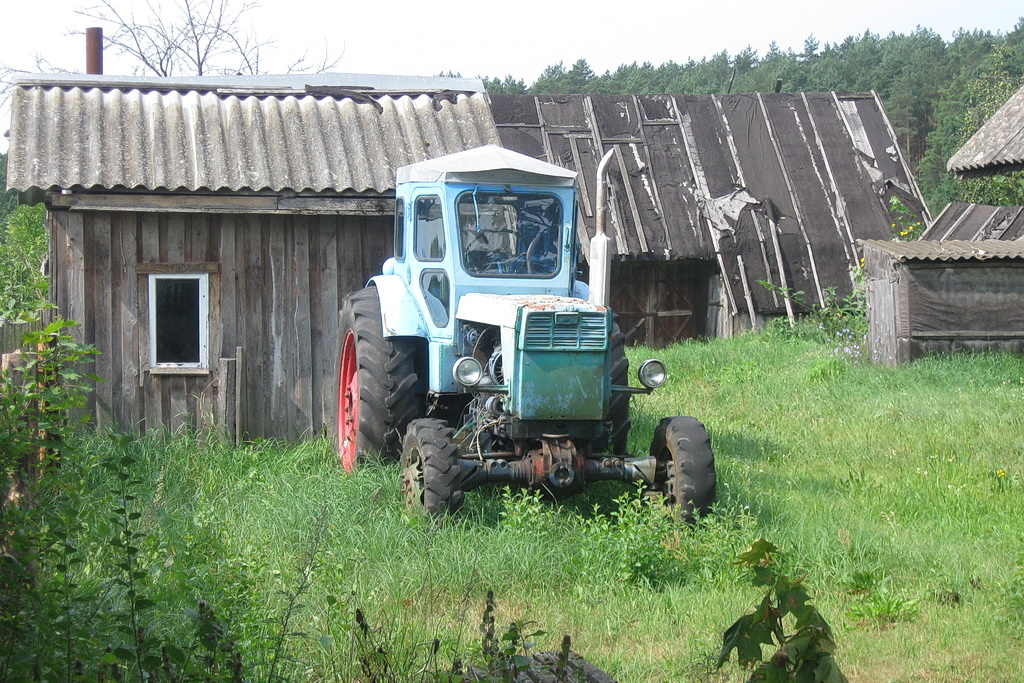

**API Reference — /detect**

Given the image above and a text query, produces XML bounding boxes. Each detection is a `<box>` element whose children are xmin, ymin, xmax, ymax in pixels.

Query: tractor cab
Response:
<box><xmin>381</xmin><ymin>146</ymin><xmax>580</xmax><ymax>328</ymax></box>
<box><xmin>374</xmin><ymin>146</ymin><xmax>587</xmax><ymax>394</ymax></box>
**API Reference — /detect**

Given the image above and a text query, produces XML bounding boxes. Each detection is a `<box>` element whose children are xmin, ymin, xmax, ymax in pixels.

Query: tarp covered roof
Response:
<box><xmin>492</xmin><ymin>92</ymin><xmax>929</xmax><ymax>315</ymax></box>
<box><xmin>922</xmin><ymin>202</ymin><xmax>1024</xmax><ymax>241</ymax></box>
<box><xmin>6</xmin><ymin>73</ymin><xmax>499</xmax><ymax>194</ymax></box>
<box><xmin>948</xmin><ymin>84</ymin><xmax>1024</xmax><ymax>178</ymax></box>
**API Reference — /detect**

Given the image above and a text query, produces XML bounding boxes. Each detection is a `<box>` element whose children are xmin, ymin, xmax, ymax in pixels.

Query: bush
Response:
<box><xmin>0</xmin><ymin>203</ymin><xmax>47</xmax><ymax>320</ymax></box>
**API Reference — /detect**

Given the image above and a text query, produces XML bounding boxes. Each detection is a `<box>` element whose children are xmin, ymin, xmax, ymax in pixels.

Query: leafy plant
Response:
<box><xmin>0</xmin><ymin>318</ymin><xmax>98</xmax><ymax>470</ymax></box>
<box><xmin>579</xmin><ymin>484</ymin><xmax>683</xmax><ymax>587</ymax></box>
<box><xmin>477</xmin><ymin>590</ymin><xmax>545</xmax><ymax>681</ymax></box>
<box><xmin>846</xmin><ymin>578</ymin><xmax>920</xmax><ymax>626</ymax></box>
<box><xmin>0</xmin><ymin>203</ymin><xmax>47</xmax><ymax>320</ymax></box>
<box><xmin>760</xmin><ymin>281</ymin><xmax>867</xmax><ymax>362</ymax></box>
<box><xmin>887</xmin><ymin>196</ymin><xmax>924</xmax><ymax>241</ymax></box>
<box><xmin>718</xmin><ymin>539</ymin><xmax>848</xmax><ymax>683</ymax></box>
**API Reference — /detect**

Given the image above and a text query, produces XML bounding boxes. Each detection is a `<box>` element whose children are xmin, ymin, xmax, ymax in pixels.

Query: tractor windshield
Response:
<box><xmin>457</xmin><ymin>190</ymin><xmax>562</xmax><ymax>277</ymax></box>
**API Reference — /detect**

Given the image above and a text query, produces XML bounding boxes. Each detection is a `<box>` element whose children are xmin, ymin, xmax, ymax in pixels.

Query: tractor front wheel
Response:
<box><xmin>651</xmin><ymin>416</ymin><xmax>716</xmax><ymax>521</ymax></box>
<box><xmin>337</xmin><ymin>288</ymin><xmax>420</xmax><ymax>471</ymax></box>
<box><xmin>606</xmin><ymin>317</ymin><xmax>631</xmax><ymax>454</ymax></box>
<box><xmin>400</xmin><ymin>418</ymin><xmax>463</xmax><ymax>519</ymax></box>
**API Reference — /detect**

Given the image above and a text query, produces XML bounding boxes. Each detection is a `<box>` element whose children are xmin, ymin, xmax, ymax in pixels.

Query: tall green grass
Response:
<box><xmin>10</xmin><ymin>329</ymin><xmax>1024</xmax><ymax>681</ymax></box>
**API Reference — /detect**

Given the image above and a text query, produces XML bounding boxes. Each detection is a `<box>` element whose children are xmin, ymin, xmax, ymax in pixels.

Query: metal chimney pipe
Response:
<box><xmin>86</xmin><ymin>27</ymin><xmax>103</xmax><ymax>75</ymax></box>
<box><xmin>588</xmin><ymin>147</ymin><xmax>616</xmax><ymax>308</ymax></box>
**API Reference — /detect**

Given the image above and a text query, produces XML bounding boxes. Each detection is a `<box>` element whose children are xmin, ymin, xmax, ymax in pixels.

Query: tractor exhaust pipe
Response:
<box><xmin>589</xmin><ymin>148</ymin><xmax>616</xmax><ymax>308</ymax></box>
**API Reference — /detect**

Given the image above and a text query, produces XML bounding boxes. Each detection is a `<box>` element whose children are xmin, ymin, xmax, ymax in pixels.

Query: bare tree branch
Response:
<box><xmin>72</xmin><ymin>0</ymin><xmax>339</xmax><ymax>78</ymax></box>
<box><xmin>285</xmin><ymin>40</ymin><xmax>344</xmax><ymax>75</ymax></box>
<box><xmin>1</xmin><ymin>0</ymin><xmax>342</xmax><ymax>114</ymax></box>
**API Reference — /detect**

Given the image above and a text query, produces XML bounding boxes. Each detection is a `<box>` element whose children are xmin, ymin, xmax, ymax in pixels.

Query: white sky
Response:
<box><xmin>2</xmin><ymin>0</ymin><xmax>1022</xmax><ymax>153</ymax></box>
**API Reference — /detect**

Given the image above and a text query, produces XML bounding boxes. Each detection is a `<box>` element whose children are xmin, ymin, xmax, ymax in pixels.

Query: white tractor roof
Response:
<box><xmin>396</xmin><ymin>145</ymin><xmax>577</xmax><ymax>186</ymax></box>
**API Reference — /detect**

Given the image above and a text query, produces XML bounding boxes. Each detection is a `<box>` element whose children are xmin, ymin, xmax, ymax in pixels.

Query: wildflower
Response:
<box><xmin>997</xmin><ymin>469</ymin><xmax>1007</xmax><ymax>478</ymax></box>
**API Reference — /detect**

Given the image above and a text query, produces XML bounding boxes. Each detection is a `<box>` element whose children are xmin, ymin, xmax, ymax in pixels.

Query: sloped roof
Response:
<box><xmin>492</xmin><ymin>92</ymin><xmax>929</xmax><ymax>315</ymax></box>
<box><xmin>948</xmin><ymin>83</ymin><xmax>1024</xmax><ymax>178</ymax></box>
<box><xmin>6</xmin><ymin>73</ymin><xmax>499</xmax><ymax>194</ymax></box>
<box><xmin>860</xmin><ymin>238</ymin><xmax>1024</xmax><ymax>262</ymax></box>
<box><xmin>396</xmin><ymin>144</ymin><xmax>576</xmax><ymax>185</ymax></box>
<box><xmin>922</xmin><ymin>202</ymin><xmax>1024</xmax><ymax>241</ymax></box>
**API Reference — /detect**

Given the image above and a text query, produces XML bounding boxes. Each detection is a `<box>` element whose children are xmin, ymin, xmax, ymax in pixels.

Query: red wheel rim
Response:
<box><xmin>338</xmin><ymin>330</ymin><xmax>359</xmax><ymax>472</ymax></box>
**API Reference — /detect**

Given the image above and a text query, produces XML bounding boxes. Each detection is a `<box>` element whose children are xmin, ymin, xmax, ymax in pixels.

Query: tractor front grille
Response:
<box><xmin>522</xmin><ymin>311</ymin><xmax>608</xmax><ymax>351</ymax></box>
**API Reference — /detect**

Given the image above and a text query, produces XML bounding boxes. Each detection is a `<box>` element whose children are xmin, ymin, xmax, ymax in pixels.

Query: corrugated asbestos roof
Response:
<box><xmin>948</xmin><ymin>84</ymin><xmax>1024</xmax><ymax>178</ymax></box>
<box><xmin>6</xmin><ymin>74</ymin><xmax>500</xmax><ymax>194</ymax></box>
<box><xmin>860</xmin><ymin>239</ymin><xmax>1024</xmax><ymax>261</ymax></box>
<box><xmin>492</xmin><ymin>92</ymin><xmax>929</xmax><ymax>316</ymax></box>
<box><xmin>922</xmin><ymin>202</ymin><xmax>1024</xmax><ymax>241</ymax></box>
<box><xmin>14</xmin><ymin>72</ymin><xmax>486</xmax><ymax>94</ymax></box>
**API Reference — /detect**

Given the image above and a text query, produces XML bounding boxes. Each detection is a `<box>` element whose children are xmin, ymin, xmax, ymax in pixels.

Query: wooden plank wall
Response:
<box><xmin>49</xmin><ymin>209</ymin><xmax>391</xmax><ymax>440</ymax></box>
<box><xmin>610</xmin><ymin>260</ymin><xmax>710</xmax><ymax>347</ymax></box>
<box><xmin>864</xmin><ymin>247</ymin><xmax>899</xmax><ymax>365</ymax></box>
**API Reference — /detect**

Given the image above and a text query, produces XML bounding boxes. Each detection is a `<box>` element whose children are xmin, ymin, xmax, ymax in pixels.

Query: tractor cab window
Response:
<box><xmin>457</xmin><ymin>191</ymin><xmax>561</xmax><ymax>277</ymax></box>
<box><xmin>394</xmin><ymin>198</ymin><xmax>405</xmax><ymax>260</ymax></box>
<box><xmin>414</xmin><ymin>196</ymin><xmax>445</xmax><ymax>261</ymax></box>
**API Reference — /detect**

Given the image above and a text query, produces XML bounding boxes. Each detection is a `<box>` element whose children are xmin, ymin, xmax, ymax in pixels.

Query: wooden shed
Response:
<box><xmin>860</xmin><ymin>239</ymin><xmax>1024</xmax><ymax>364</ymax></box>
<box><xmin>5</xmin><ymin>73</ymin><xmax>499</xmax><ymax>440</ymax></box>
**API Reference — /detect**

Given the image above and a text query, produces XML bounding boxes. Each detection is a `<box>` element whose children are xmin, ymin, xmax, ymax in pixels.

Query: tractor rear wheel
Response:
<box><xmin>400</xmin><ymin>418</ymin><xmax>463</xmax><ymax>519</ymax></box>
<box><xmin>337</xmin><ymin>288</ymin><xmax>420</xmax><ymax>471</ymax></box>
<box><xmin>651</xmin><ymin>416</ymin><xmax>716</xmax><ymax>521</ymax></box>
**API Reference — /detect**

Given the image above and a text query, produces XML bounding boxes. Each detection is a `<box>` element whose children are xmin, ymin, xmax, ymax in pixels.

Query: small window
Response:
<box><xmin>394</xmin><ymin>198</ymin><xmax>405</xmax><ymax>260</ymax></box>
<box><xmin>414</xmin><ymin>196</ymin><xmax>446</xmax><ymax>261</ymax></box>
<box><xmin>420</xmin><ymin>270</ymin><xmax>450</xmax><ymax>327</ymax></box>
<box><xmin>149</xmin><ymin>274</ymin><xmax>209</xmax><ymax>368</ymax></box>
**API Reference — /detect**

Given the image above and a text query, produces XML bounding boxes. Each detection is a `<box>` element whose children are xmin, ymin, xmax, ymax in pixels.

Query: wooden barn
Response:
<box><xmin>491</xmin><ymin>92</ymin><xmax>929</xmax><ymax>342</ymax></box>
<box><xmin>5</xmin><ymin>73</ymin><xmax>499</xmax><ymax>440</ymax></box>
<box><xmin>861</xmin><ymin>239</ymin><xmax>1024</xmax><ymax>364</ymax></box>
<box><xmin>6</xmin><ymin>73</ymin><xmax>930</xmax><ymax>438</ymax></box>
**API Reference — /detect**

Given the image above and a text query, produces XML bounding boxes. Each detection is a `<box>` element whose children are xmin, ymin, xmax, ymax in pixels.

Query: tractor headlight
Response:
<box><xmin>638</xmin><ymin>359</ymin><xmax>667</xmax><ymax>389</ymax></box>
<box><xmin>453</xmin><ymin>356</ymin><xmax>485</xmax><ymax>387</ymax></box>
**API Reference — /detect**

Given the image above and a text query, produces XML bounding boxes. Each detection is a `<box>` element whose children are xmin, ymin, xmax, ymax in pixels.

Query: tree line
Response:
<box><xmin>483</xmin><ymin>21</ymin><xmax>1024</xmax><ymax>213</ymax></box>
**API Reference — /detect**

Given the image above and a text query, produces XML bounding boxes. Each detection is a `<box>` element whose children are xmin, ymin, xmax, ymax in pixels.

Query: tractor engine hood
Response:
<box><xmin>455</xmin><ymin>293</ymin><xmax>611</xmax><ymax>423</ymax></box>
<box><xmin>455</xmin><ymin>293</ymin><xmax>607</xmax><ymax>330</ymax></box>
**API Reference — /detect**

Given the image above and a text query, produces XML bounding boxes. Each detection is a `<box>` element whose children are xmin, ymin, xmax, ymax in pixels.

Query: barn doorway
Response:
<box><xmin>610</xmin><ymin>260</ymin><xmax>710</xmax><ymax>347</ymax></box>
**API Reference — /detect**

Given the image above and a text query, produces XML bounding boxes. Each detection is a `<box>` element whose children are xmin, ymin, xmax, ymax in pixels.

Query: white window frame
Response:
<box><xmin>148</xmin><ymin>273</ymin><xmax>210</xmax><ymax>369</ymax></box>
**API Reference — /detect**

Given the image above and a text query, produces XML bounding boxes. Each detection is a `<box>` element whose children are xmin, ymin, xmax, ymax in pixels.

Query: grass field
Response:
<box><xmin>6</xmin><ymin>325</ymin><xmax>1024</xmax><ymax>682</ymax></box>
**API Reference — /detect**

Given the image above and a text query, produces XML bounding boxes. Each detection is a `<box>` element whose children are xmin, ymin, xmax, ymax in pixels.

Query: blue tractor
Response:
<box><xmin>337</xmin><ymin>145</ymin><xmax>716</xmax><ymax>519</ymax></box>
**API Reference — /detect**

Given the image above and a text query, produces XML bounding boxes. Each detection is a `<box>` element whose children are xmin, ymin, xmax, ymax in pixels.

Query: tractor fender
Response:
<box><xmin>368</xmin><ymin>275</ymin><xmax>429</xmax><ymax>338</ymax></box>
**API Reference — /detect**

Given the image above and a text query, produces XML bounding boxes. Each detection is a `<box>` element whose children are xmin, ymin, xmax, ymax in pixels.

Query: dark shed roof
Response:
<box><xmin>948</xmin><ymin>84</ymin><xmax>1024</xmax><ymax>178</ymax></box>
<box><xmin>6</xmin><ymin>73</ymin><xmax>499</xmax><ymax>195</ymax></box>
<box><xmin>922</xmin><ymin>202</ymin><xmax>1024</xmax><ymax>241</ymax></box>
<box><xmin>859</xmin><ymin>238</ymin><xmax>1024</xmax><ymax>262</ymax></box>
<box><xmin>493</xmin><ymin>92</ymin><xmax>928</xmax><ymax>314</ymax></box>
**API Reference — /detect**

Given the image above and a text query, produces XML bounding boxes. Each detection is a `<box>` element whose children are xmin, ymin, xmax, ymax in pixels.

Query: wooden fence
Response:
<box><xmin>0</xmin><ymin>316</ymin><xmax>46</xmax><ymax>355</ymax></box>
